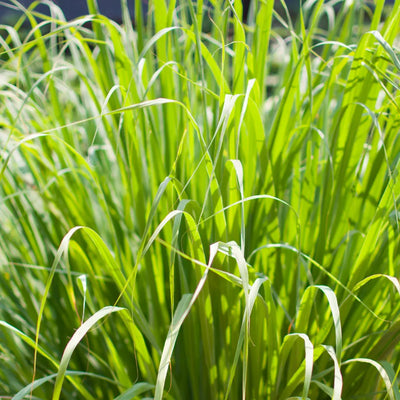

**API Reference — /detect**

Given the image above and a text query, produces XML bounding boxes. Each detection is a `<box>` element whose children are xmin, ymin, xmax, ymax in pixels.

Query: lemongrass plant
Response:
<box><xmin>1</xmin><ymin>0</ymin><xmax>400</xmax><ymax>398</ymax></box>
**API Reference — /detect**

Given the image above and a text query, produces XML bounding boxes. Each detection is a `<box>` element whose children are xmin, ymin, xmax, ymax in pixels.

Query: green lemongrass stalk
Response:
<box><xmin>1</xmin><ymin>0</ymin><xmax>400</xmax><ymax>398</ymax></box>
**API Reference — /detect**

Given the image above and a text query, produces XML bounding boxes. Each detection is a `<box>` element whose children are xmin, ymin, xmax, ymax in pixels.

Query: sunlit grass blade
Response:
<box><xmin>52</xmin><ymin>306</ymin><xmax>125</xmax><ymax>400</ymax></box>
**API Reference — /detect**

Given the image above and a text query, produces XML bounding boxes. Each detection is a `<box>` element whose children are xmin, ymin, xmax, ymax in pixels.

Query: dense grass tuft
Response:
<box><xmin>1</xmin><ymin>0</ymin><xmax>400</xmax><ymax>398</ymax></box>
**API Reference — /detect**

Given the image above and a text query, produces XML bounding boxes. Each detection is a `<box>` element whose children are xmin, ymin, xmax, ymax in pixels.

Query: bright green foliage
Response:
<box><xmin>1</xmin><ymin>0</ymin><xmax>400</xmax><ymax>398</ymax></box>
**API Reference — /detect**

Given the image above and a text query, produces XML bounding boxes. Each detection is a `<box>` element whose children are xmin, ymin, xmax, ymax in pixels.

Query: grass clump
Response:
<box><xmin>1</xmin><ymin>0</ymin><xmax>400</xmax><ymax>398</ymax></box>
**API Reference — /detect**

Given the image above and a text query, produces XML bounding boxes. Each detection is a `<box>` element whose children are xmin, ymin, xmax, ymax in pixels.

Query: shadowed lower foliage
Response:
<box><xmin>1</xmin><ymin>0</ymin><xmax>400</xmax><ymax>398</ymax></box>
